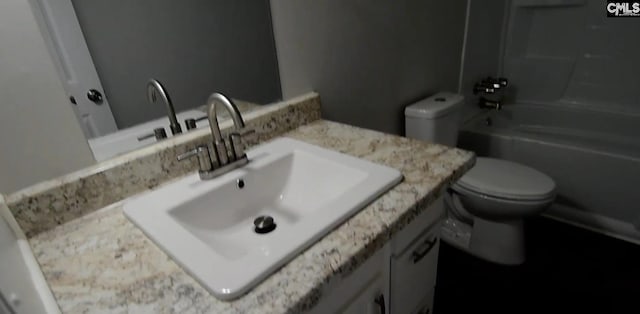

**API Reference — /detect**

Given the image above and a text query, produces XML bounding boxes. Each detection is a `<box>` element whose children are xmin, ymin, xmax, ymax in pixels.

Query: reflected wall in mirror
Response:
<box><xmin>39</xmin><ymin>0</ymin><xmax>281</xmax><ymax>160</ymax></box>
<box><xmin>0</xmin><ymin>0</ymin><xmax>281</xmax><ymax>193</ymax></box>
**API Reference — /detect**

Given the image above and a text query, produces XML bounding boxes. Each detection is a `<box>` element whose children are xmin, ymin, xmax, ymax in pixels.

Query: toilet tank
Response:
<box><xmin>405</xmin><ymin>92</ymin><xmax>463</xmax><ymax>146</ymax></box>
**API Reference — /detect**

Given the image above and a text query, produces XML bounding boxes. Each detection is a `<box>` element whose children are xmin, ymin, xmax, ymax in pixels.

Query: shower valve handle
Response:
<box><xmin>473</xmin><ymin>83</ymin><xmax>496</xmax><ymax>95</ymax></box>
<box><xmin>482</xmin><ymin>77</ymin><xmax>508</xmax><ymax>89</ymax></box>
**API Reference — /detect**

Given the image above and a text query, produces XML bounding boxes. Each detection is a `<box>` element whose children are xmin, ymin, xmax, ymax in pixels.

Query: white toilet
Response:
<box><xmin>405</xmin><ymin>92</ymin><xmax>556</xmax><ymax>265</ymax></box>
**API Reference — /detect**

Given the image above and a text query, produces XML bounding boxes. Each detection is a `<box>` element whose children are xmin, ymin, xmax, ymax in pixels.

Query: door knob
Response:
<box><xmin>87</xmin><ymin>89</ymin><xmax>103</xmax><ymax>104</ymax></box>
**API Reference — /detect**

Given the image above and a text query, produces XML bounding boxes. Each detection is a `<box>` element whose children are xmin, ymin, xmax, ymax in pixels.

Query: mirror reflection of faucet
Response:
<box><xmin>138</xmin><ymin>78</ymin><xmax>190</xmax><ymax>141</ymax></box>
<box><xmin>136</xmin><ymin>127</ymin><xmax>168</xmax><ymax>141</ymax></box>
<box><xmin>185</xmin><ymin>115</ymin><xmax>210</xmax><ymax>131</ymax></box>
<box><xmin>147</xmin><ymin>79</ymin><xmax>182</xmax><ymax>135</ymax></box>
<box><xmin>184</xmin><ymin>118</ymin><xmax>197</xmax><ymax>131</ymax></box>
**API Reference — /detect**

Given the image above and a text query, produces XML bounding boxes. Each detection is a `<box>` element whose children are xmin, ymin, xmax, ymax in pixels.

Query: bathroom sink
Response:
<box><xmin>123</xmin><ymin>137</ymin><xmax>402</xmax><ymax>300</ymax></box>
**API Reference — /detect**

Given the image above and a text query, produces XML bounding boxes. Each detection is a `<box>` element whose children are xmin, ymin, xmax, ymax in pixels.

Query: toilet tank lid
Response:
<box><xmin>456</xmin><ymin>157</ymin><xmax>556</xmax><ymax>201</ymax></box>
<box><xmin>405</xmin><ymin>92</ymin><xmax>464</xmax><ymax>119</ymax></box>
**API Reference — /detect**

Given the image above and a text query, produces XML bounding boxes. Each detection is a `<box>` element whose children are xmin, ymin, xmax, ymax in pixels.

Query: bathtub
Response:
<box><xmin>458</xmin><ymin>104</ymin><xmax>640</xmax><ymax>244</ymax></box>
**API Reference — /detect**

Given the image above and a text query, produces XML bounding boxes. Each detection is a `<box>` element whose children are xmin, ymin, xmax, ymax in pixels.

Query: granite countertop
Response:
<box><xmin>26</xmin><ymin>119</ymin><xmax>474</xmax><ymax>313</ymax></box>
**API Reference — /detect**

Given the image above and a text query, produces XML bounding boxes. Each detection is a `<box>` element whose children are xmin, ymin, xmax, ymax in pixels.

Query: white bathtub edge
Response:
<box><xmin>544</xmin><ymin>204</ymin><xmax>640</xmax><ymax>246</ymax></box>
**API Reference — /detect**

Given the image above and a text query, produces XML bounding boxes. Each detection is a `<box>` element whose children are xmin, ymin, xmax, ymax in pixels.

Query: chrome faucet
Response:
<box><xmin>206</xmin><ymin>93</ymin><xmax>245</xmax><ymax>166</ymax></box>
<box><xmin>474</xmin><ymin>76</ymin><xmax>508</xmax><ymax>111</ymax></box>
<box><xmin>147</xmin><ymin>79</ymin><xmax>182</xmax><ymax>135</ymax></box>
<box><xmin>177</xmin><ymin>92</ymin><xmax>254</xmax><ymax>180</ymax></box>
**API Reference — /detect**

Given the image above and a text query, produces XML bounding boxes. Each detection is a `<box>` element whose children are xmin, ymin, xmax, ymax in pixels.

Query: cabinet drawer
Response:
<box><xmin>308</xmin><ymin>244</ymin><xmax>389</xmax><ymax>314</ymax></box>
<box><xmin>412</xmin><ymin>287</ymin><xmax>435</xmax><ymax>314</ymax></box>
<box><xmin>390</xmin><ymin>224</ymin><xmax>440</xmax><ymax>314</ymax></box>
<box><xmin>392</xmin><ymin>198</ymin><xmax>444</xmax><ymax>255</ymax></box>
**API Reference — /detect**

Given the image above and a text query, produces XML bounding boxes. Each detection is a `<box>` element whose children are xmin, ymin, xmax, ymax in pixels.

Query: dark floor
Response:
<box><xmin>434</xmin><ymin>217</ymin><xmax>640</xmax><ymax>314</ymax></box>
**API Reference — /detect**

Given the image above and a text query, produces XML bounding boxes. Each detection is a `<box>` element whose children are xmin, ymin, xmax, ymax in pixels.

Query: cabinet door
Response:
<box><xmin>390</xmin><ymin>226</ymin><xmax>440</xmax><ymax>314</ymax></box>
<box><xmin>341</xmin><ymin>274</ymin><xmax>386</xmax><ymax>314</ymax></box>
<box><xmin>390</xmin><ymin>198</ymin><xmax>444</xmax><ymax>314</ymax></box>
<box><xmin>308</xmin><ymin>245</ymin><xmax>389</xmax><ymax>314</ymax></box>
<box><xmin>411</xmin><ymin>288</ymin><xmax>435</xmax><ymax>314</ymax></box>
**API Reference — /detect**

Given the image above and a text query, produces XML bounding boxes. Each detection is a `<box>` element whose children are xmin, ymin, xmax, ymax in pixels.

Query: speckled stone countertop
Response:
<box><xmin>8</xmin><ymin>93</ymin><xmax>321</xmax><ymax>237</ymax></box>
<box><xmin>26</xmin><ymin>120</ymin><xmax>474</xmax><ymax>313</ymax></box>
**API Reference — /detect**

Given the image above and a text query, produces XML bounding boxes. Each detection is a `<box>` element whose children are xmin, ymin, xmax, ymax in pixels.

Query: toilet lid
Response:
<box><xmin>455</xmin><ymin>157</ymin><xmax>556</xmax><ymax>201</ymax></box>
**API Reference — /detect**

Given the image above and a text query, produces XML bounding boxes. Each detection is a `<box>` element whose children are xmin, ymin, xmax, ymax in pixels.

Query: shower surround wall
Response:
<box><xmin>459</xmin><ymin>0</ymin><xmax>640</xmax><ymax>243</ymax></box>
<box><xmin>502</xmin><ymin>0</ymin><xmax>640</xmax><ymax>111</ymax></box>
<box><xmin>458</xmin><ymin>0</ymin><xmax>508</xmax><ymax>120</ymax></box>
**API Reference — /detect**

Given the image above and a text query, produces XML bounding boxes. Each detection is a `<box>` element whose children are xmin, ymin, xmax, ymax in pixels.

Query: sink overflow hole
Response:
<box><xmin>237</xmin><ymin>179</ymin><xmax>245</xmax><ymax>189</ymax></box>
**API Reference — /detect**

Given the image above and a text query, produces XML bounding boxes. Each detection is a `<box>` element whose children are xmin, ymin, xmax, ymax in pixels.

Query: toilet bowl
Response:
<box><xmin>453</xmin><ymin>157</ymin><xmax>555</xmax><ymax>219</ymax></box>
<box><xmin>443</xmin><ymin>157</ymin><xmax>555</xmax><ymax>264</ymax></box>
<box><xmin>405</xmin><ymin>92</ymin><xmax>556</xmax><ymax>265</ymax></box>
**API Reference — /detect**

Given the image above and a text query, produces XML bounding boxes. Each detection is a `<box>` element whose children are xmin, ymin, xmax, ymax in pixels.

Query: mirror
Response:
<box><xmin>42</xmin><ymin>0</ymin><xmax>281</xmax><ymax>161</ymax></box>
<box><xmin>1</xmin><ymin>0</ymin><xmax>285</xmax><ymax>194</ymax></box>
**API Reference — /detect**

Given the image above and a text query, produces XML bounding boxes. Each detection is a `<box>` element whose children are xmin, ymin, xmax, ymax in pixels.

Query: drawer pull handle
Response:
<box><xmin>374</xmin><ymin>293</ymin><xmax>386</xmax><ymax>314</ymax></box>
<box><xmin>412</xmin><ymin>237</ymin><xmax>438</xmax><ymax>263</ymax></box>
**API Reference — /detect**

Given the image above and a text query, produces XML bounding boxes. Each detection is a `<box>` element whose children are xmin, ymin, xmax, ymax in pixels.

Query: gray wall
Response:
<box><xmin>0</xmin><ymin>0</ymin><xmax>95</xmax><ymax>194</ymax></box>
<box><xmin>459</xmin><ymin>0</ymin><xmax>508</xmax><ymax>120</ymax></box>
<box><xmin>271</xmin><ymin>0</ymin><xmax>468</xmax><ymax>135</ymax></box>
<box><xmin>72</xmin><ymin>0</ymin><xmax>281</xmax><ymax>129</ymax></box>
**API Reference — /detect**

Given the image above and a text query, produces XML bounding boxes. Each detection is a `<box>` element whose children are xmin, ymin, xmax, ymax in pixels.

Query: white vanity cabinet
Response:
<box><xmin>389</xmin><ymin>198</ymin><xmax>443</xmax><ymax>314</ymax></box>
<box><xmin>308</xmin><ymin>243</ymin><xmax>390</xmax><ymax>314</ymax></box>
<box><xmin>309</xmin><ymin>198</ymin><xmax>444</xmax><ymax>314</ymax></box>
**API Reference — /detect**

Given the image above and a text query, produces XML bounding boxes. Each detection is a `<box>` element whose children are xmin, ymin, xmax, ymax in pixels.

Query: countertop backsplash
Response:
<box><xmin>6</xmin><ymin>93</ymin><xmax>321</xmax><ymax>238</ymax></box>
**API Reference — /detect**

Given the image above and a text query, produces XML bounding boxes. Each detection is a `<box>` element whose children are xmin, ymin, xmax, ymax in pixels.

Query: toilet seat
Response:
<box><xmin>454</xmin><ymin>157</ymin><xmax>556</xmax><ymax>202</ymax></box>
<box><xmin>452</xmin><ymin>183</ymin><xmax>555</xmax><ymax>204</ymax></box>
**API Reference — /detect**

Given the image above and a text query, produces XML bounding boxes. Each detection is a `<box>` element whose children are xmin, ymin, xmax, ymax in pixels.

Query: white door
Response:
<box><xmin>27</xmin><ymin>0</ymin><xmax>118</xmax><ymax>139</ymax></box>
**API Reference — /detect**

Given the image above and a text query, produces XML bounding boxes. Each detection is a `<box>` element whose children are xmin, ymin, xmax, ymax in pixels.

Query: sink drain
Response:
<box><xmin>253</xmin><ymin>215</ymin><xmax>276</xmax><ymax>234</ymax></box>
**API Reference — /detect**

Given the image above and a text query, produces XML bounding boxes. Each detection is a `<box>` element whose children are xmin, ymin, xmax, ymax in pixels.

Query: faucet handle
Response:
<box><xmin>496</xmin><ymin>77</ymin><xmax>508</xmax><ymax>87</ymax></box>
<box><xmin>180</xmin><ymin>116</ymin><xmax>209</xmax><ymax>132</ymax></box>
<box><xmin>137</xmin><ymin>127</ymin><xmax>167</xmax><ymax>141</ymax></box>
<box><xmin>232</xmin><ymin>128</ymin><xmax>257</xmax><ymax>144</ymax></box>
<box><xmin>177</xmin><ymin>147</ymin><xmax>200</xmax><ymax>161</ymax></box>
<box><xmin>236</xmin><ymin>128</ymin><xmax>256</xmax><ymax>138</ymax></box>
<box><xmin>228</xmin><ymin>128</ymin><xmax>256</xmax><ymax>160</ymax></box>
<box><xmin>481</xmin><ymin>77</ymin><xmax>508</xmax><ymax>89</ymax></box>
<box><xmin>137</xmin><ymin>132</ymin><xmax>155</xmax><ymax>141</ymax></box>
<box><xmin>194</xmin><ymin>115</ymin><xmax>208</xmax><ymax>123</ymax></box>
<box><xmin>177</xmin><ymin>145</ymin><xmax>213</xmax><ymax>172</ymax></box>
<box><xmin>185</xmin><ymin>118</ymin><xmax>197</xmax><ymax>131</ymax></box>
<box><xmin>473</xmin><ymin>83</ymin><xmax>496</xmax><ymax>95</ymax></box>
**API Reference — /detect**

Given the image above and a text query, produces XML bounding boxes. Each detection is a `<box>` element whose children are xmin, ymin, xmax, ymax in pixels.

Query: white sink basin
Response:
<box><xmin>123</xmin><ymin>137</ymin><xmax>402</xmax><ymax>300</ymax></box>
